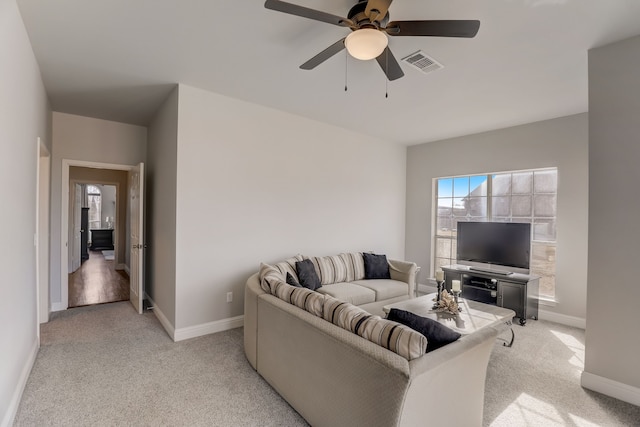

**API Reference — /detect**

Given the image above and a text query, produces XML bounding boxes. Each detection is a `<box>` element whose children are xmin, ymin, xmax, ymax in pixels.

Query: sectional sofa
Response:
<box><xmin>243</xmin><ymin>253</ymin><xmax>501</xmax><ymax>426</ymax></box>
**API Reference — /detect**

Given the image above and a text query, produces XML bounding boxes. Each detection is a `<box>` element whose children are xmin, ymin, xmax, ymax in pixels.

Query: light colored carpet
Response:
<box><xmin>14</xmin><ymin>302</ymin><xmax>306</xmax><ymax>426</ymax></box>
<box><xmin>14</xmin><ymin>302</ymin><xmax>640</xmax><ymax>426</ymax></box>
<box><xmin>101</xmin><ymin>250</ymin><xmax>114</xmax><ymax>261</ymax></box>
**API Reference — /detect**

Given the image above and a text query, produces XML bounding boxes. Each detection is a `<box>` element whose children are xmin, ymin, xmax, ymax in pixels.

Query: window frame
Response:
<box><xmin>432</xmin><ymin>167</ymin><xmax>558</xmax><ymax>299</ymax></box>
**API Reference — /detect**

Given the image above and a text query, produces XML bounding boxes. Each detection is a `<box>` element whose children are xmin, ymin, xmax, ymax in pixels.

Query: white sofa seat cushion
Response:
<box><xmin>316</xmin><ymin>282</ymin><xmax>376</xmax><ymax>306</ymax></box>
<box><xmin>351</xmin><ymin>279</ymin><xmax>408</xmax><ymax>301</ymax></box>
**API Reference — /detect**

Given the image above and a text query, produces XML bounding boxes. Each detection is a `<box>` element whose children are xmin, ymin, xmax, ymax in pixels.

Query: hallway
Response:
<box><xmin>68</xmin><ymin>250</ymin><xmax>129</xmax><ymax>307</ymax></box>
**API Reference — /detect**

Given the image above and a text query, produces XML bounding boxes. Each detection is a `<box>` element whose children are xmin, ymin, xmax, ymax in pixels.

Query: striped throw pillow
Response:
<box><xmin>274</xmin><ymin>254</ymin><xmax>304</xmax><ymax>283</ymax></box>
<box><xmin>271</xmin><ymin>278</ymin><xmax>324</xmax><ymax>317</ymax></box>
<box><xmin>339</xmin><ymin>252</ymin><xmax>365</xmax><ymax>281</ymax></box>
<box><xmin>353</xmin><ymin>316</ymin><xmax>427</xmax><ymax>361</ymax></box>
<box><xmin>323</xmin><ymin>295</ymin><xmax>369</xmax><ymax>330</ymax></box>
<box><xmin>259</xmin><ymin>263</ymin><xmax>285</xmax><ymax>293</ymax></box>
<box><xmin>311</xmin><ymin>255</ymin><xmax>349</xmax><ymax>285</ymax></box>
<box><xmin>323</xmin><ymin>295</ymin><xmax>426</xmax><ymax>360</ymax></box>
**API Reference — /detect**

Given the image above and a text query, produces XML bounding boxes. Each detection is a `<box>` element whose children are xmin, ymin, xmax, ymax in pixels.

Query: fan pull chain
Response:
<box><xmin>385</xmin><ymin>48</ymin><xmax>389</xmax><ymax>98</ymax></box>
<box><xmin>384</xmin><ymin>48</ymin><xmax>389</xmax><ymax>99</ymax></box>
<box><xmin>345</xmin><ymin>50</ymin><xmax>348</xmax><ymax>92</ymax></box>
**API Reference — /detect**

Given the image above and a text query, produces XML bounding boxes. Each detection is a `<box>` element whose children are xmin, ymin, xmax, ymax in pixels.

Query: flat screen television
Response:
<box><xmin>457</xmin><ymin>222</ymin><xmax>531</xmax><ymax>271</ymax></box>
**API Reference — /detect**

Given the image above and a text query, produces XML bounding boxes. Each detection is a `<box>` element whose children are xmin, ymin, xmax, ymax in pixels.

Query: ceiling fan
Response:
<box><xmin>264</xmin><ymin>0</ymin><xmax>480</xmax><ymax>81</ymax></box>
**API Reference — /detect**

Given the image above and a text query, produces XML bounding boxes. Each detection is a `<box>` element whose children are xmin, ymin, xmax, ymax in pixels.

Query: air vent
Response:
<box><xmin>401</xmin><ymin>50</ymin><xmax>443</xmax><ymax>75</ymax></box>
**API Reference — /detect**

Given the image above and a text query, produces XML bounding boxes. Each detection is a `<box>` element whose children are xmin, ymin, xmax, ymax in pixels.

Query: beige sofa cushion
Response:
<box><xmin>354</xmin><ymin>315</ymin><xmax>427</xmax><ymax>361</ymax></box>
<box><xmin>309</xmin><ymin>252</ymin><xmax>366</xmax><ymax>285</ymax></box>
<box><xmin>340</xmin><ymin>252</ymin><xmax>365</xmax><ymax>281</ymax></box>
<box><xmin>310</xmin><ymin>254</ymin><xmax>348</xmax><ymax>285</ymax></box>
<box><xmin>259</xmin><ymin>263</ymin><xmax>284</xmax><ymax>293</ymax></box>
<box><xmin>316</xmin><ymin>282</ymin><xmax>376</xmax><ymax>305</ymax></box>
<box><xmin>322</xmin><ymin>295</ymin><xmax>426</xmax><ymax>360</ymax></box>
<box><xmin>351</xmin><ymin>279</ymin><xmax>408</xmax><ymax>301</ymax></box>
<box><xmin>274</xmin><ymin>254</ymin><xmax>304</xmax><ymax>283</ymax></box>
<box><xmin>270</xmin><ymin>278</ymin><xmax>324</xmax><ymax>317</ymax></box>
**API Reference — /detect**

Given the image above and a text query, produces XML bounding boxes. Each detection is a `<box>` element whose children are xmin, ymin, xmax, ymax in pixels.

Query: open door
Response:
<box><xmin>70</xmin><ymin>183</ymin><xmax>82</xmax><ymax>273</ymax></box>
<box><xmin>129</xmin><ymin>162</ymin><xmax>144</xmax><ymax>314</ymax></box>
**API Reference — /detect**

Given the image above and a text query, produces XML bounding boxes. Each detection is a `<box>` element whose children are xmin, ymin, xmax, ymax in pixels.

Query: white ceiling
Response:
<box><xmin>16</xmin><ymin>0</ymin><xmax>640</xmax><ymax>145</ymax></box>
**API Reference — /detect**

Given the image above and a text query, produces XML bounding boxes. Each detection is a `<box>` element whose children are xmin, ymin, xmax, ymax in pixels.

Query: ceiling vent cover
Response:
<box><xmin>401</xmin><ymin>50</ymin><xmax>443</xmax><ymax>75</ymax></box>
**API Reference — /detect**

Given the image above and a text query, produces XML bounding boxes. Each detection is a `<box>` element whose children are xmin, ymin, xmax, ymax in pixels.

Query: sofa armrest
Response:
<box><xmin>244</xmin><ymin>273</ymin><xmax>266</xmax><ymax>370</ymax></box>
<box><xmin>400</xmin><ymin>325</ymin><xmax>500</xmax><ymax>426</ymax></box>
<box><xmin>388</xmin><ymin>259</ymin><xmax>419</xmax><ymax>297</ymax></box>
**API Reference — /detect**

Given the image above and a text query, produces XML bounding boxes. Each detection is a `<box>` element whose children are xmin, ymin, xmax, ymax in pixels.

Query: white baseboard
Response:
<box><xmin>146</xmin><ymin>295</ymin><xmax>243</xmax><ymax>342</ymax></box>
<box><xmin>50</xmin><ymin>302</ymin><xmax>66</xmax><ymax>312</ymax></box>
<box><xmin>538</xmin><ymin>308</ymin><xmax>586</xmax><ymax>329</ymax></box>
<box><xmin>174</xmin><ymin>315</ymin><xmax>244</xmax><ymax>342</ymax></box>
<box><xmin>145</xmin><ymin>294</ymin><xmax>175</xmax><ymax>340</ymax></box>
<box><xmin>581</xmin><ymin>371</ymin><xmax>640</xmax><ymax>406</ymax></box>
<box><xmin>2</xmin><ymin>338</ymin><xmax>39</xmax><ymax>427</ymax></box>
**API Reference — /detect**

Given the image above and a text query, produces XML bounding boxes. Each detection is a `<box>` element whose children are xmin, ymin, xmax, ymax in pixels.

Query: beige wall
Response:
<box><xmin>164</xmin><ymin>84</ymin><xmax>407</xmax><ymax>333</ymax></box>
<box><xmin>50</xmin><ymin>112</ymin><xmax>146</xmax><ymax>309</ymax></box>
<box><xmin>0</xmin><ymin>0</ymin><xmax>51</xmax><ymax>424</ymax></box>
<box><xmin>406</xmin><ymin>114</ymin><xmax>589</xmax><ymax>324</ymax></box>
<box><xmin>69</xmin><ymin>167</ymin><xmax>128</xmax><ymax>267</ymax></box>
<box><xmin>584</xmin><ymin>34</ymin><xmax>640</xmax><ymax>404</ymax></box>
<box><xmin>146</xmin><ymin>86</ymin><xmax>179</xmax><ymax>326</ymax></box>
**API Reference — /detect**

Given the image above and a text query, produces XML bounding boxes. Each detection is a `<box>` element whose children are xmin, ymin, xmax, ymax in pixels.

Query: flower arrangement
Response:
<box><xmin>433</xmin><ymin>289</ymin><xmax>460</xmax><ymax>314</ymax></box>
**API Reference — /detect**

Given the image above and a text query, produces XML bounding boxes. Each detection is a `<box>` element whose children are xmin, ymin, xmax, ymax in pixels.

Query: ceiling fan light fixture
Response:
<box><xmin>344</xmin><ymin>28</ymin><xmax>388</xmax><ymax>60</ymax></box>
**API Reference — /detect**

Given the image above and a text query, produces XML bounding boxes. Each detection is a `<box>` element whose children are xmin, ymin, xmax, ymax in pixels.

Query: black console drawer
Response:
<box><xmin>461</xmin><ymin>284</ymin><xmax>497</xmax><ymax>305</ymax></box>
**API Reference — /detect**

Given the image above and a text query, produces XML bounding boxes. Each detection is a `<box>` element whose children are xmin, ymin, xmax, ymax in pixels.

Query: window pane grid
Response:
<box><xmin>434</xmin><ymin>168</ymin><xmax>557</xmax><ymax>299</ymax></box>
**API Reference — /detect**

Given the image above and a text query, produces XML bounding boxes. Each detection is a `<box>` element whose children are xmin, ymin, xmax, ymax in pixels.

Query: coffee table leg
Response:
<box><xmin>497</xmin><ymin>321</ymin><xmax>515</xmax><ymax>348</ymax></box>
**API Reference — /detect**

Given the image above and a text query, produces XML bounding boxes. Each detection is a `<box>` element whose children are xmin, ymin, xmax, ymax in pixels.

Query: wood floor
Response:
<box><xmin>68</xmin><ymin>250</ymin><xmax>129</xmax><ymax>308</ymax></box>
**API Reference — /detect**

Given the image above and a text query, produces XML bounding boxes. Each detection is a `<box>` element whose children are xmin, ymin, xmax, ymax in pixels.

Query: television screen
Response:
<box><xmin>457</xmin><ymin>222</ymin><xmax>531</xmax><ymax>270</ymax></box>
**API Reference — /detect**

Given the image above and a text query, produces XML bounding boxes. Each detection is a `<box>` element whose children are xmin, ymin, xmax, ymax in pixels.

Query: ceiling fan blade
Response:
<box><xmin>300</xmin><ymin>38</ymin><xmax>346</xmax><ymax>70</ymax></box>
<box><xmin>365</xmin><ymin>0</ymin><xmax>393</xmax><ymax>21</ymax></box>
<box><xmin>385</xmin><ymin>20</ymin><xmax>480</xmax><ymax>38</ymax></box>
<box><xmin>376</xmin><ymin>47</ymin><xmax>404</xmax><ymax>81</ymax></box>
<box><xmin>264</xmin><ymin>0</ymin><xmax>353</xmax><ymax>27</ymax></box>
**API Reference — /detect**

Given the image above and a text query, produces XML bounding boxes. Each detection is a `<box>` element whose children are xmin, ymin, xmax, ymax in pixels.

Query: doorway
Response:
<box><xmin>68</xmin><ymin>182</ymin><xmax>128</xmax><ymax>308</ymax></box>
<box><xmin>60</xmin><ymin>160</ymin><xmax>145</xmax><ymax>313</ymax></box>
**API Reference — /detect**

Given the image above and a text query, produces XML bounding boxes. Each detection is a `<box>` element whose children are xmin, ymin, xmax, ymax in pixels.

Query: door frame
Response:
<box><xmin>36</xmin><ymin>138</ymin><xmax>51</xmax><ymax>332</ymax></box>
<box><xmin>60</xmin><ymin>159</ymin><xmax>137</xmax><ymax>310</ymax></box>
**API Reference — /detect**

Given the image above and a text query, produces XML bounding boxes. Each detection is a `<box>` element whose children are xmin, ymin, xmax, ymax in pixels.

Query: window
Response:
<box><xmin>87</xmin><ymin>185</ymin><xmax>102</xmax><ymax>230</ymax></box>
<box><xmin>434</xmin><ymin>168</ymin><xmax>557</xmax><ymax>299</ymax></box>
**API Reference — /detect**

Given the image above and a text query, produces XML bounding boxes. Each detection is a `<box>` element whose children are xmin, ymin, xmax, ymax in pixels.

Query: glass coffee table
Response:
<box><xmin>383</xmin><ymin>293</ymin><xmax>516</xmax><ymax>347</ymax></box>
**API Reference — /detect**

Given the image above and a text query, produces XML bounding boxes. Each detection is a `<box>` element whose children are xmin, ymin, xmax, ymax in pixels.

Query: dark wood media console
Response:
<box><xmin>441</xmin><ymin>264</ymin><xmax>539</xmax><ymax>325</ymax></box>
<box><xmin>90</xmin><ymin>229</ymin><xmax>114</xmax><ymax>251</ymax></box>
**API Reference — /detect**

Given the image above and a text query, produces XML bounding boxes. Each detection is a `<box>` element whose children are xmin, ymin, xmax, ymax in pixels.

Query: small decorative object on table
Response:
<box><xmin>432</xmin><ymin>270</ymin><xmax>445</xmax><ymax>309</ymax></box>
<box><xmin>433</xmin><ymin>289</ymin><xmax>461</xmax><ymax>314</ymax></box>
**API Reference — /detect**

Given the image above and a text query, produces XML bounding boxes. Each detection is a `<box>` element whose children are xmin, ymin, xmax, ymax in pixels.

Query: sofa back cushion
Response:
<box><xmin>354</xmin><ymin>315</ymin><xmax>427</xmax><ymax>361</ymax></box>
<box><xmin>323</xmin><ymin>295</ymin><xmax>370</xmax><ymax>330</ymax></box>
<box><xmin>274</xmin><ymin>254</ymin><xmax>304</xmax><ymax>283</ymax></box>
<box><xmin>259</xmin><ymin>254</ymin><xmax>306</xmax><ymax>293</ymax></box>
<box><xmin>259</xmin><ymin>263</ymin><xmax>285</xmax><ymax>293</ymax></box>
<box><xmin>311</xmin><ymin>252</ymin><xmax>366</xmax><ymax>285</ymax></box>
<box><xmin>323</xmin><ymin>295</ymin><xmax>427</xmax><ymax>360</ymax></box>
<box><xmin>270</xmin><ymin>278</ymin><xmax>324</xmax><ymax>317</ymax></box>
<box><xmin>340</xmin><ymin>252</ymin><xmax>366</xmax><ymax>282</ymax></box>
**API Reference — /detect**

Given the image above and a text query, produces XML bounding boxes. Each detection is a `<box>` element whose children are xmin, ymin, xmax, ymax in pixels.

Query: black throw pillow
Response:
<box><xmin>387</xmin><ymin>308</ymin><xmax>461</xmax><ymax>353</ymax></box>
<box><xmin>362</xmin><ymin>253</ymin><xmax>391</xmax><ymax>279</ymax></box>
<box><xmin>295</xmin><ymin>259</ymin><xmax>322</xmax><ymax>291</ymax></box>
<box><xmin>286</xmin><ymin>272</ymin><xmax>302</xmax><ymax>288</ymax></box>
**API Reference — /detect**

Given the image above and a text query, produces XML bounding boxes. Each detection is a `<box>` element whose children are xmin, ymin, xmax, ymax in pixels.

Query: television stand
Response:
<box><xmin>468</xmin><ymin>267</ymin><xmax>513</xmax><ymax>276</ymax></box>
<box><xmin>441</xmin><ymin>265</ymin><xmax>539</xmax><ymax>326</ymax></box>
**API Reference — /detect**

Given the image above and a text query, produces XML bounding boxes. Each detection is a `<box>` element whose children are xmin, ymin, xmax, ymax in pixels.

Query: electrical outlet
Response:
<box><xmin>226</xmin><ymin>292</ymin><xmax>233</xmax><ymax>303</ymax></box>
